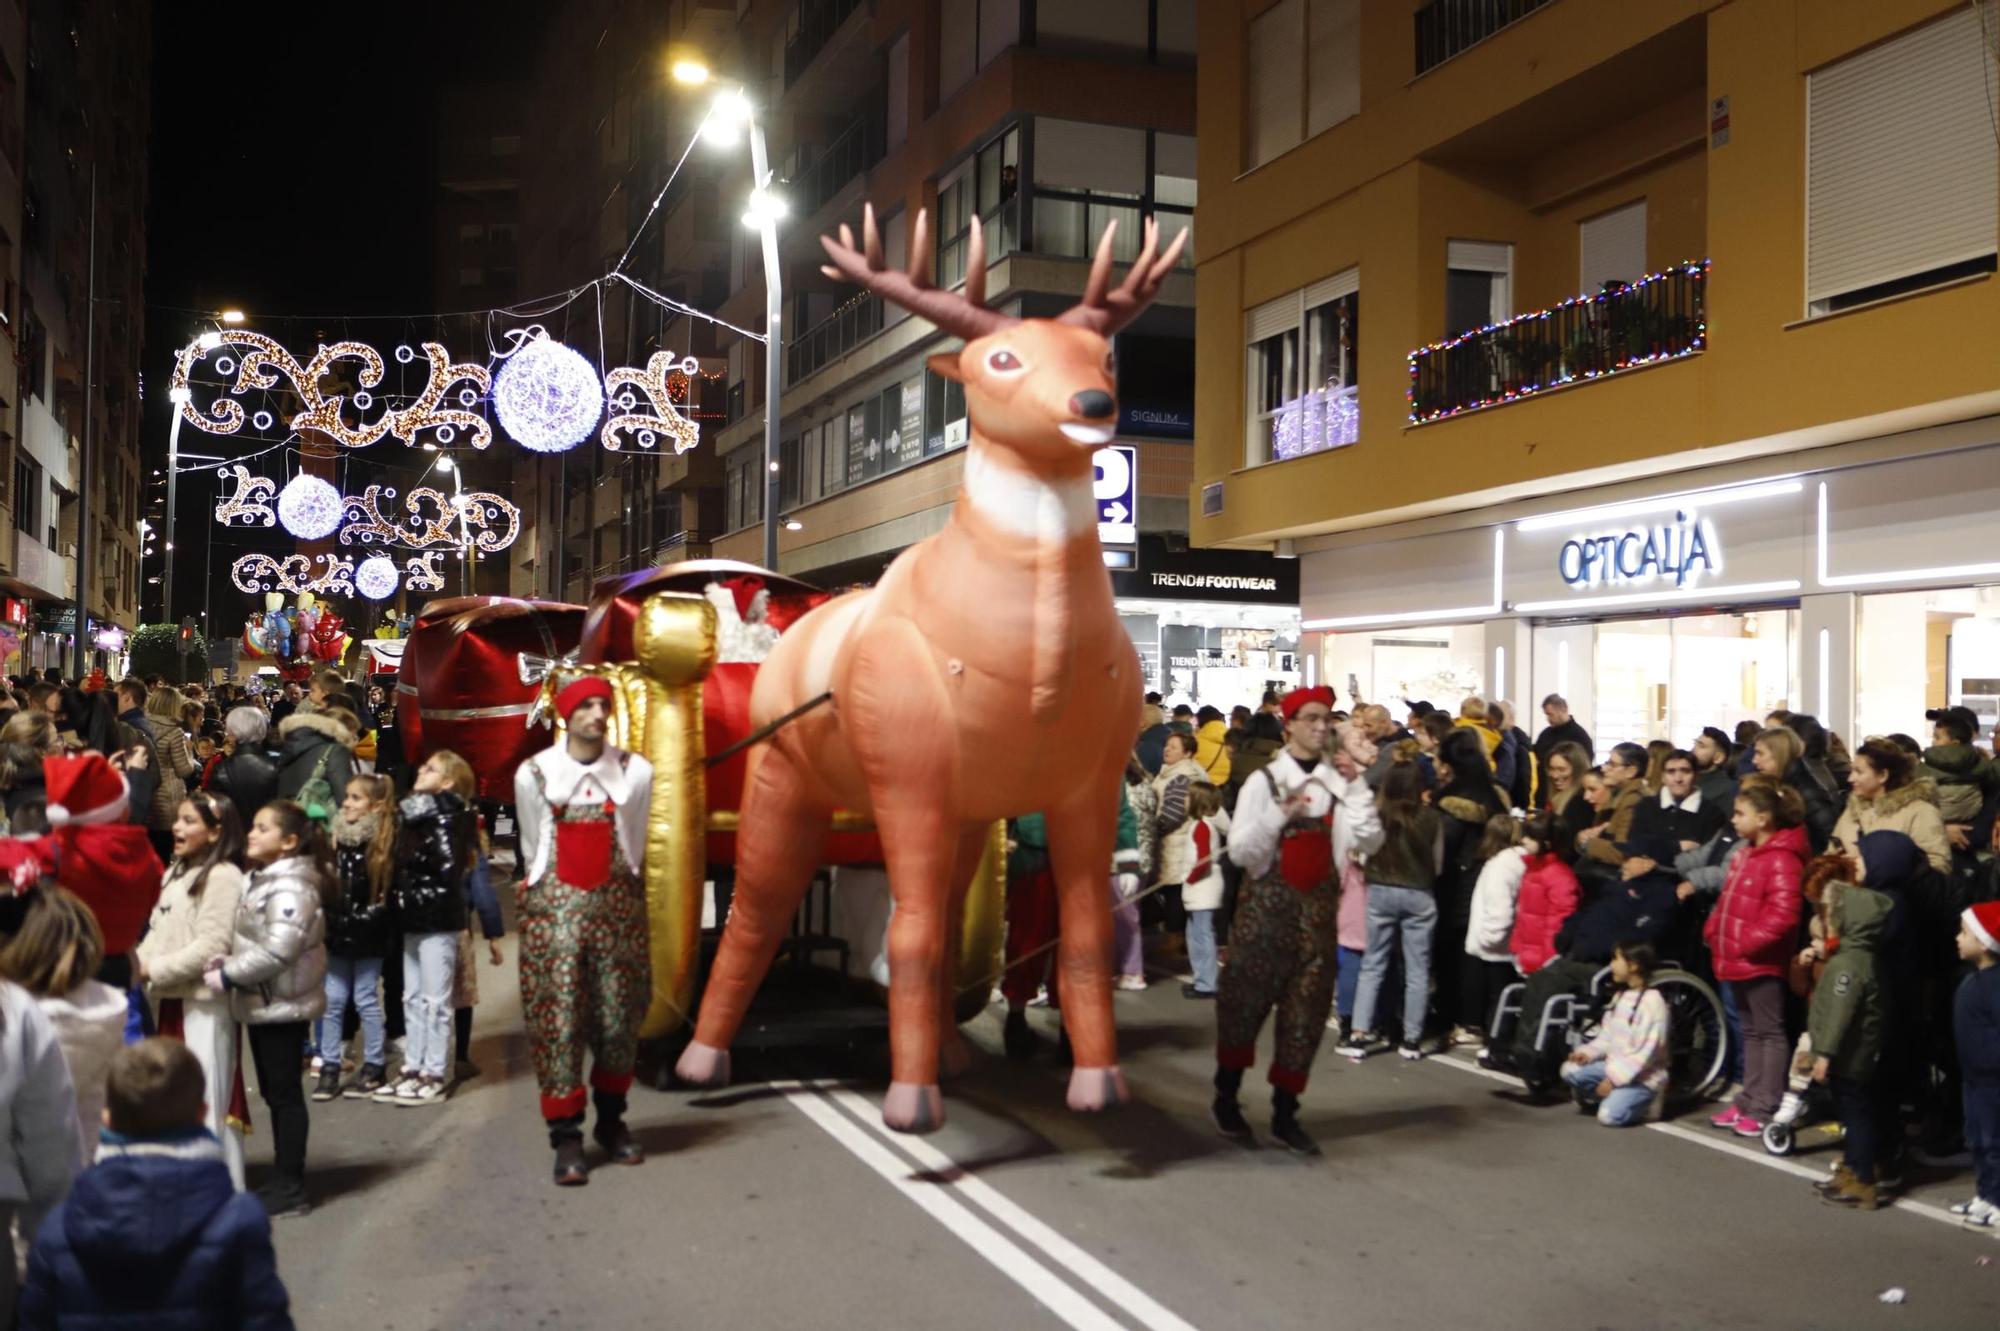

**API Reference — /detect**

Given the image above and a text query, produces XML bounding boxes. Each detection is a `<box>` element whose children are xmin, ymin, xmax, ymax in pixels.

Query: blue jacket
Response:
<box><xmin>20</xmin><ymin>1129</ymin><xmax>294</xmax><ymax>1330</ymax></box>
<box><xmin>1956</xmin><ymin>964</ymin><xmax>2000</xmax><ymax>1088</ymax></box>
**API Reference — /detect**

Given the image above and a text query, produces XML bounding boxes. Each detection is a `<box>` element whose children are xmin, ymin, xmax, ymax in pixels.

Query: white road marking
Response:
<box><xmin>774</xmin><ymin>1081</ymin><xmax>1140</xmax><ymax>1330</ymax></box>
<box><xmin>812</xmin><ymin>1082</ymin><xmax>1202</xmax><ymax>1331</ymax></box>
<box><xmin>1425</xmin><ymin>1054</ymin><xmax>1999</xmax><ymax>1241</ymax></box>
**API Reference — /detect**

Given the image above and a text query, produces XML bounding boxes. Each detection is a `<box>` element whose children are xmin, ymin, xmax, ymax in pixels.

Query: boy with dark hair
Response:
<box><xmin>19</xmin><ymin>1039</ymin><xmax>295</xmax><ymax>1330</ymax></box>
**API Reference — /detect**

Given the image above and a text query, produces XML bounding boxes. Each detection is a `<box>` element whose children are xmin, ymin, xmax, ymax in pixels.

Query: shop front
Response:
<box><xmin>1115</xmin><ymin>536</ymin><xmax>1301</xmax><ymax>712</ymax></box>
<box><xmin>1298</xmin><ymin>422</ymin><xmax>2000</xmax><ymax>749</ymax></box>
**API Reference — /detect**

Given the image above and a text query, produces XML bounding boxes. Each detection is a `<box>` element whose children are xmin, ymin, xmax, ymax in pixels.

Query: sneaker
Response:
<box><xmin>1333</xmin><ymin>1031</ymin><xmax>1377</xmax><ymax>1060</ymax></box>
<box><xmin>373</xmin><ymin>1074</ymin><xmax>417</xmax><ymax>1104</ymax></box>
<box><xmin>1270</xmin><ymin>1115</ymin><xmax>1321</xmax><ymax>1156</ymax></box>
<box><xmin>1949</xmin><ymin>1196</ymin><xmax>1998</xmax><ymax>1224</ymax></box>
<box><xmin>257</xmin><ymin>1183</ymin><xmax>312</xmax><ymax>1219</ymax></box>
<box><xmin>1210</xmin><ymin>1096</ymin><xmax>1254</xmax><ymax>1142</ymax></box>
<box><xmin>1771</xmin><ymin>1091</ymin><xmax>1805</xmax><ymax>1127</ymax></box>
<box><xmin>310</xmin><ymin>1067</ymin><xmax>341</xmax><ymax>1103</ymax></box>
<box><xmin>1180</xmin><ymin>983</ymin><xmax>1216</xmax><ymax>1000</ymax></box>
<box><xmin>1115</xmin><ymin>975</ymin><xmax>1148</xmax><ymax>992</ymax></box>
<box><xmin>1025</xmin><ymin>987</ymin><xmax>1052</xmax><ymax>1009</ymax></box>
<box><xmin>1709</xmin><ymin>1105</ymin><xmax>1745</xmax><ymax>1131</ymax></box>
<box><xmin>1398</xmin><ymin>1043</ymin><xmax>1424</xmax><ymax>1062</ymax></box>
<box><xmin>1820</xmin><ymin>1173</ymin><xmax>1879</xmax><ymax>1211</ymax></box>
<box><xmin>1476</xmin><ymin>1047</ymin><xmax>1516</xmax><ymax>1074</ymax></box>
<box><xmin>1732</xmin><ymin>1114</ymin><xmax>1766</xmax><ymax>1138</ymax></box>
<box><xmin>345</xmin><ymin>1063</ymin><xmax>388</xmax><ymax>1100</ymax></box>
<box><xmin>1448</xmin><ymin>1026</ymin><xmax>1483</xmax><ymax>1048</ymax></box>
<box><xmin>401</xmin><ymin>1076</ymin><xmax>449</xmax><ymax>1106</ymax></box>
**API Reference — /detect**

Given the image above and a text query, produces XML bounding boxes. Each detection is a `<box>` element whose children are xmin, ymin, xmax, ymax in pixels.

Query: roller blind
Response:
<box><xmin>1447</xmin><ymin>239</ymin><xmax>1513</xmax><ymax>273</ymax></box>
<box><xmin>1306</xmin><ymin>0</ymin><xmax>1360</xmax><ymax>136</ymax></box>
<box><xmin>1579</xmin><ymin>200</ymin><xmax>1648</xmax><ymax>294</ymax></box>
<box><xmin>939</xmin><ymin>0</ymin><xmax>976</xmax><ymax>101</ymax></box>
<box><xmin>1034</xmin><ymin>118</ymin><xmax>1147</xmax><ymax>195</ymax></box>
<box><xmin>1246</xmin><ymin>293</ymin><xmax>1299</xmax><ymax>344</ymax></box>
<box><xmin>1246</xmin><ymin>0</ymin><xmax>1303</xmax><ymax>169</ymax></box>
<box><xmin>1806</xmin><ymin>7</ymin><xmax>1999</xmax><ymax>307</ymax></box>
<box><xmin>1303</xmin><ymin>266</ymin><xmax>1360</xmax><ymax>309</ymax></box>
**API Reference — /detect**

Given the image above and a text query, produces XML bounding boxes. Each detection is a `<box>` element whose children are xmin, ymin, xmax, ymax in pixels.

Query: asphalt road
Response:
<box><xmin>259</xmin><ymin>945</ymin><xmax>2000</xmax><ymax>1331</ymax></box>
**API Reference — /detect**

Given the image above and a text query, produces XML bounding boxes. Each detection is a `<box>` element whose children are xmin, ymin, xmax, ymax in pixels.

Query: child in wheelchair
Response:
<box><xmin>1559</xmin><ymin>941</ymin><xmax>1669</xmax><ymax>1126</ymax></box>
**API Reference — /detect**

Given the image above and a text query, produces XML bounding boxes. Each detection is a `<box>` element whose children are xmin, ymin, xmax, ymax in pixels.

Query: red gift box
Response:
<box><xmin>397</xmin><ymin>596</ymin><xmax>585</xmax><ymax>802</ymax></box>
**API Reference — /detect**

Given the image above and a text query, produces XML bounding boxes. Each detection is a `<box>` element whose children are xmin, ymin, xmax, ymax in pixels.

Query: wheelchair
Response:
<box><xmin>1488</xmin><ymin>961</ymin><xmax>1729</xmax><ymax>1112</ymax></box>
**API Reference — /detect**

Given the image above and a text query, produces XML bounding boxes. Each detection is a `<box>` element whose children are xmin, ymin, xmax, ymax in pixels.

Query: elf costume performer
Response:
<box><xmin>514</xmin><ymin>677</ymin><xmax>654</xmax><ymax>1186</ymax></box>
<box><xmin>1211</xmin><ymin>686</ymin><xmax>1381</xmax><ymax>1155</ymax></box>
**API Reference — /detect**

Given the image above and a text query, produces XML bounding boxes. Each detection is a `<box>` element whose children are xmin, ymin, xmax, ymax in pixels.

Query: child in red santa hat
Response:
<box><xmin>38</xmin><ymin>752</ymin><xmax>166</xmax><ymax>991</ymax></box>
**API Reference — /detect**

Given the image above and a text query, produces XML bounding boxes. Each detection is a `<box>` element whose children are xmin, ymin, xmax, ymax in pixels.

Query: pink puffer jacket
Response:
<box><xmin>1508</xmin><ymin>852</ymin><xmax>1579</xmax><ymax>975</ymax></box>
<box><xmin>1703</xmin><ymin>824</ymin><xmax>1808</xmax><ymax>982</ymax></box>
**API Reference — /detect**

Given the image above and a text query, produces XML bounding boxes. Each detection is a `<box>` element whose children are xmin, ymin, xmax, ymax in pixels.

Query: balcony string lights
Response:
<box><xmin>1406</xmin><ymin>259</ymin><xmax>1710</xmax><ymax>425</ymax></box>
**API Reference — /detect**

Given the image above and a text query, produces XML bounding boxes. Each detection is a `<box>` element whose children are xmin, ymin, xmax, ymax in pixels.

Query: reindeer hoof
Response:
<box><xmin>938</xmin><ymin>1031</ymin><xmax>973</xmax><ymax>1082</ymax></box>
<box><xmin>674</xmin><ymin>1041</ymin><xmax>732</xmax><ymax>1089</ymax></box>
<box><xmin>882</xmin><ymin>1082</ymin><xmax>945</xmax><ymax>1134</ymax></box>
<box><xmin>1066</xmin><ymin>1065</ymin><xmax>1130</xmax><ymax>1113</ymax></box>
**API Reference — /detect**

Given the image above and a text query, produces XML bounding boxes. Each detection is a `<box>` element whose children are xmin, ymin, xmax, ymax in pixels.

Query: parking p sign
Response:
<box><xmin>1094</xmin><ymin>444</ymin><xmax>1137</xmax><ymax>546</ymax></box>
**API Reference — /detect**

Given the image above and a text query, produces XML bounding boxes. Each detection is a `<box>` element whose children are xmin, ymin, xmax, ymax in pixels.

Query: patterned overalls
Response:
<box><xmin>1215</xmin><ymin>769</ymin><xmax>1341</xmax><ymax>1095</ymax></box>
<box><xmin>518</xmin><ymin>760</ymin><xmax>652</xmax><ymax>1121</ymax></box>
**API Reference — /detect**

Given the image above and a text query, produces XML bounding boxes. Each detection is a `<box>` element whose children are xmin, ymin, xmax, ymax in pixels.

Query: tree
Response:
<box><xmin>129</xmin><ymin>623</ymin><xmax>209</xmax><ymax>684</ymax></box>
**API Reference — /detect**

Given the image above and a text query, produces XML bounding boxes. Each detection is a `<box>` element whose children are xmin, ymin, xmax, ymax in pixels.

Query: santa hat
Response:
<box><xmin>1279</xmin><ymin>686</ymin><xmax>1335</xmax><ymax>722</ymax></box>
<box><xmin>43</xmin><ymin>753</ymin><xmax>130</xmax><ymax>828</ymax></box>
<box><xmin>555</xmin><ymin>675</ymin><xmax>616</xmax><ymax>722</ymax></box>
<box><xmin>1964</xmin><ymin>901</ymin><xmax>2000</xmax><ymax>956</ymax></box>
<box><xmin>0</xmin><ymin>836</ymin><xmax>56</xmax><ymax>895</ymax></box>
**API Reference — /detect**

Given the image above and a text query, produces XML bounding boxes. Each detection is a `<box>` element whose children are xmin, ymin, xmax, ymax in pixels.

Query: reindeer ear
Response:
<box><xmin>926</xmin><ymin>351</ymin><xmax>964</xmax><ymax>383</ymax></box>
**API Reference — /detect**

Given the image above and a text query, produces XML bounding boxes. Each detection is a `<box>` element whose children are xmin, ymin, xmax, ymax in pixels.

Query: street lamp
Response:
<box><xmin>219</xmin><ymin>309</ymin><xmax>246</xmax><ymax>325</ymax></box>
<box><xmin>676</xmin><ymin>64</ymin><xmax>786</xmax><ymax>570</ymax></box>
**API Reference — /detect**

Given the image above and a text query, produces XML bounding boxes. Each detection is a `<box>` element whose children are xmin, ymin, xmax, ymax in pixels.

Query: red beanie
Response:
<box><xmin>1279</xmin><ymin>686</ymin><xmax>1334</xmax><ymax>722</ymax></box>
<box><xmin>43</xmin><ymin>753</ymin><xmax>130</xmax><ymax>828</ymax></box>
<box><xmin>1965</xmin><ymin>901</ymin><xmax>2000</xmax><ymax>955</ymax></box>
<box><xmin>555</xmin><ymin>675</ymin><xmax>616</xmax><ymax>722</ymax></box>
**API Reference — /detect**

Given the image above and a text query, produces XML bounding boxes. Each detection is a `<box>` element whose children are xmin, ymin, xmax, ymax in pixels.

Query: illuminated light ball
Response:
<box><xmin>356</xmin><ymin>555</ymin><xmax>400</xmax><ymax>601</ymax></box>
<box><xmin>276</xmin><ymin>473</ymin><xmax>343</xmax><ymax>540</ymax></box>
<box><xmin>493</xmin><ymin>335</ymin><xmax>603</xmax><ymax>453</ymax></box>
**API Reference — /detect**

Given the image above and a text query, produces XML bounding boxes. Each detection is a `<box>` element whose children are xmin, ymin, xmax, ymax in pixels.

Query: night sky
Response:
<box><xmin>140</xmin><ymin>5</ymin><xmax>539</xmax><ymax>637</ymax></box>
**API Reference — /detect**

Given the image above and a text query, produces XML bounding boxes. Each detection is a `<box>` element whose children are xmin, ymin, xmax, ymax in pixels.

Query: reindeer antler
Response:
<box><xmin>1056</xmin><ymin>218</ymin><xmax>1189</xmax><ymax>338</ymax></box>
<box><xmin>820</xmin><ymin>204</ymin><xmax>1017</xmax><ymax>341</ymax></box>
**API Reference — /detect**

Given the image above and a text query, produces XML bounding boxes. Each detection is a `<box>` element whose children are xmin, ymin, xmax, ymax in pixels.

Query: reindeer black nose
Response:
<box><xmin>1070</xmin><ymin>390</ymin><xmax>1114</xmax><ymax>420</ymax></box>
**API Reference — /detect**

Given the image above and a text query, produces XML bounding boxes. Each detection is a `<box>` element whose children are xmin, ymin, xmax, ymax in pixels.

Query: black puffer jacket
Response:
<box><xmin>326</xmin><ymin>814</ymin><xmax>396</xmax><ymax>958</ymax></box>
<box><xmin>208</xmin><ymin>746</ymin><xmax>280</xmax><ymax>830</ymax></box>
<box><xmin>393</xmin><ymin>790</ymin><xmax>472</xmax><ymax>935</ymax></box>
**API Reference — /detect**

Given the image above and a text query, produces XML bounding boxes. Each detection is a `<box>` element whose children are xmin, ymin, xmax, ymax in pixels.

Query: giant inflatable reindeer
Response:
<box><xmin>677</xmin><ymin>207</ymin><xmax>1185</xmax><ymax>1132</ymax></box>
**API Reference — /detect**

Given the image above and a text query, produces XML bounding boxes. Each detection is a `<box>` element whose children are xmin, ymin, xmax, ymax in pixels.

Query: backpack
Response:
<box><xmin>295</xmin><ymin>746</ymin><xmax>336</xmax><ymax>826</ymax></box>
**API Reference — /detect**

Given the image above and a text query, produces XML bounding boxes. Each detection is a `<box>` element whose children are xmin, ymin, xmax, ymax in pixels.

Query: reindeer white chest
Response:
<box><xmin>962</xmin><ymin>449</ymin><xmax>1096</xmax><ymax>541</ymax></box>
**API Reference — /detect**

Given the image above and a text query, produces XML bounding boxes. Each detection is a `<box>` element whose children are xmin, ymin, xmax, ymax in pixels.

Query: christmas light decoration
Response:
<box><xmin>214</xmin><ymin>465</ymin><xmax>277</xmax><ymax>527</ymax></box>
<box><xmin>231</xmin><ymin>552</ymin><xmax>357</xmax><ymax>596</ymax></box>
<box><xmin>337</xmin><ymin>485</ymin><xmax>521</xmax><ymax>552</ymax></box>
<box><xmin>493</xmin><ymin>331</ymin><xmax>603</xmax><ymax>453</ymax></box>
<box><xmin>276</xmin><ymin>473</ymin><xmax>344</xmax><ymax>540</ymax></box>
<box><xmin>1407</xmin><ymin>260</ymin><xmax>1709</xmax><ymax>425</ymax></box>
<box><xmin>173</xmin><ymin>330</ymin><xmax>391</xmax><ymax>446</ymax></box>
<box><xmin>389</xmin><ymin>343</ymin><xmax>494</xmax><ymax>450</ymax></box>
<box><xmin>404</xmin><ymin>551</ymin><xmax>447</xmax><ymax>592</ymax></box>
<box><xmin>602</xmin><ymin>351</ymin><xmax>702</xmax><ymax>453</ymax></box>
<box><xmin>355</xmin><ymin>555</ymin><xmax>401</xmax><ymax>600</ymax></box>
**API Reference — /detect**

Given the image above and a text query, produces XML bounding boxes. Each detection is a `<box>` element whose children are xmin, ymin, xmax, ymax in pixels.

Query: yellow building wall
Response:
<box><xmin>1192</xmin><ymin>0</ymin><xmax>1999</xmax><ymax>550</ymax></box>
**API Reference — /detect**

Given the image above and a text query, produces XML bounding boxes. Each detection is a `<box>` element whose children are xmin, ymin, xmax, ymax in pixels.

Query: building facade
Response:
<box><xmin>1194</xmin><ymin>0</ymin><xmax>2000</xmax><ymax>744</ymax></box>
<box><xmin>0</xmin><ymin>0</ymin><xmax>147</xmax><ymax>670</ymax></box>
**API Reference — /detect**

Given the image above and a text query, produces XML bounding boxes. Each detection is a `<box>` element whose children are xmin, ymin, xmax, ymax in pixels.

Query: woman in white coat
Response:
<box><xmin>1152</xmin><ymin>732</ymin><xmax>1212</xmax><ymax>939</ymax></box>
<box><xmin>135</xmin><ymin>792</ymin><xmax>248</xmax><ymax>1189</ymax></box>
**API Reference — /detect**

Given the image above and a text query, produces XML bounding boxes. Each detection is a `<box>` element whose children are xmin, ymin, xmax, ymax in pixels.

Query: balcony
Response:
<box><xmin>1265</xmin><ymin>383</ymin><xmax>1361</xmax><ymax>463</ymax></box>
<box><xmin>1408</xmin><ymin>261</ymin><xmax>1707</xmax><ymax>425</ymax></box>
<box><xmin>1414</xmin><ymin>0</ymin><xmax>1555</xmax><ymax>76</ymax></box>
<box><xmin>783</xmin><ymin>0</ymin><xmax>863</xmax><ymax>89</ymax></box>
<box><xmin>796</xmin><ymin>116</ymin><xmax>875</xmax><ymax>218</ymax></box>
<box><xmin>786</xmin><ymin>292</ymin><xmax>882</xmax><ymax>385</ymax></box>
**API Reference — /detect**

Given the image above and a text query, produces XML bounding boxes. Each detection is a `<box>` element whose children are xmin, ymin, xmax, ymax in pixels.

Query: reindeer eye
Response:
<box><xmin>985</xmin><ymin>349</ymin><xmax>1026</xmax><ymax>375</ymax></box>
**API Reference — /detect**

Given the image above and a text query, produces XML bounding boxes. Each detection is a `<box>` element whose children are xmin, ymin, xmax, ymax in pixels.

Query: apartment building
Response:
<box><xmin>1</xmin><ymin>0</ymin><xmax>147</xmax><ymax>671</ymax></box>
<box><xmin>1196</xmin><ymin>0</ymin><xmax>2000</xmax><ymax>745</ymax></box>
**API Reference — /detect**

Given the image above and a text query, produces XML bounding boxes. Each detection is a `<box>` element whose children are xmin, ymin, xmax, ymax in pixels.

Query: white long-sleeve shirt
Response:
<box><xmin>1228</xmin><ymin>749</ymin><xmax>1383</xmax><ymax>881</ymax></box>
<box><xmin>514</xmin><ymin>744</ymin><xmax>655</xmax><ymax>884</ymax></box>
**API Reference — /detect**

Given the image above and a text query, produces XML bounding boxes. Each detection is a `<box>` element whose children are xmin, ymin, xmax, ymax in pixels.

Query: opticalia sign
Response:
<box><xmin>1558</xmin><ymin>511</ymin><xmax>1719</xmax><ymax>589</ymax></box>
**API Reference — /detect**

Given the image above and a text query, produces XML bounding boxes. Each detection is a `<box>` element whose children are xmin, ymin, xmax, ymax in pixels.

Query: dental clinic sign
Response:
<box><xmin>1558</xmin><ymin>511</ymin><xmax>1719</xmax><ymax>589</ymax></box>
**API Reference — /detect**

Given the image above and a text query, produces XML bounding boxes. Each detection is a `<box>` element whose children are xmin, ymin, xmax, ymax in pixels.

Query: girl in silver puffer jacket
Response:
<box><xmin>205</xmin><ymin>800</ymin><xmax>331</xmax><ymax>1217</ymax></box>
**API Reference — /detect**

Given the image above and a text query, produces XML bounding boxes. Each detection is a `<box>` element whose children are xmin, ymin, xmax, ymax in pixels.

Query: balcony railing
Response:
<box><xmin>1408</xmin><ymin>261</ymin><xmax>1708</xmax><ymax>424</ymax></box>
<box><xmin>783</xmin><ymin>0</ymin><xmax>863</xmax><ymax>89</ymax></box>
<box><xmin>1414</xmin><ymin>0</ymin><xmax>1554</xmax><ymax>76</ymax></box>
<box><xmin>797</xmin><ymin>117</ymin><xmax>874</xmax><ymax>217</ymax></box>
<box><xmin>1262</xmin><ymin>383</ymin><xmax>1360</xmax><ymax>463</ymax></box>
<box><xmin>787</xmin><ymin>293</ymin><xmax>883</xmax><ymax>385</ymax></box>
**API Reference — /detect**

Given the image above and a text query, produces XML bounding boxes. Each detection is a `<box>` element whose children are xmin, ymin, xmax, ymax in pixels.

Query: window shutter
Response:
<box><xmin>1246</xmin><ymin>292</ymin><xmax>1301</xmax><ymax>344</ymax></box>
<box><xmin>1306</xmin><ymin>0</ymin><xmax>1361</xmax><ymax>136</ymax></box>
<box><xmin>1578</xmin><ymin>200</ymin><xmax>1648</xmax><ymax>295</ymax></box>
<box><xmin>1807</xmin><ymin>7</ymin><xmax>1999</xmax><ymax>307</ymax></box>
<box><xmin>1245</xmin><ymin>0</ymin><xmax>1303</xmax><ymax>169</ymax></box>
<box><xmin>885</xmin><ymin>35</ymin><xmax>909</xmax><ymax>151</ymax></box>
<box><xmin>1303</xmin><ymin>266</ymin><xmax>1359</xmax><ymax>310</ymax></box>
<box><xmin>1446</xmin><ymin>239</ymin><xmax>1513</xmax><ymax>273</ymax></box>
